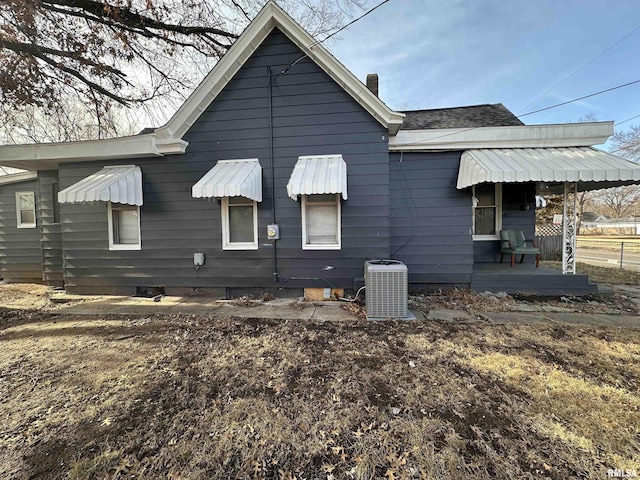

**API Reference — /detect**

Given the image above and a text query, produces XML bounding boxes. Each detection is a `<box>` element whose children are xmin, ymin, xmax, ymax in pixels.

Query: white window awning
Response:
<box><xmin>192</xmin><ymin>159</ymin><xmax>262</xmax><ymax>202</ymax></box>
<box><xmin>457</xmin><ymin>147</ymin><xmax>640</xmax><ymax>189</ymax></box>
<box><xmin>287</xmin><ymin>154</ymin><xmax>347</xmax><ymax>201</ymax></box>
<box><xmin>58</xmin><ymin>165</ymin><xmax>143</xmax><ymax>206</ymax></box>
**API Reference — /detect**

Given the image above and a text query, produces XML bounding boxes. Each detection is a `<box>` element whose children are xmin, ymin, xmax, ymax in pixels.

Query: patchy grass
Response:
<box><xmin>542</xmin><ymin>261</ymin><xmax>640</xmax><ymax>285</ymax></box>
<box><xmin>1</xmin><ymin>305</ymin><xmax>639</xmax><ymax>479</ymax></box>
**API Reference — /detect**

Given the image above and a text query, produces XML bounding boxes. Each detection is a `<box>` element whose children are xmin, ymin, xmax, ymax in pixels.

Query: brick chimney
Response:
<box><xmin>366</xmin><ymin>73</ymin><xmax>379</xmax><ymax>97</ymax></box>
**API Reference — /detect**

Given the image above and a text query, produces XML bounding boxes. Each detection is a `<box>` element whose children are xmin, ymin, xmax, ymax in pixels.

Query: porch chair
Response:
<box><xmin>499</xmin><ymin>229</ymin><xmax>540</xmax><ymax>268</ymax></box>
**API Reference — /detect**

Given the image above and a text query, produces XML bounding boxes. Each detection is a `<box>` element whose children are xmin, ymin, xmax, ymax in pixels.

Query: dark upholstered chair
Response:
<box><xmin>500</xmin><ymin>229</ymin><xmax>540</xmax><ymax>267</ymax></box>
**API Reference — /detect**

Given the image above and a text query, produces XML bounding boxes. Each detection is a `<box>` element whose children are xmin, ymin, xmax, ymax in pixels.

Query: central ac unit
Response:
<box><xmin>364</xmin><ymin>260</ymin><xmax>409</xmax><ymax>320</ymax></box>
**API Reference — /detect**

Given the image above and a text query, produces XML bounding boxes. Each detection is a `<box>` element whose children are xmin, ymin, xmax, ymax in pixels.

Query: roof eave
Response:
<box><xmin>0</xmin><ymin>134</ymin><xmax>187</xmax><ymax>171</ymax></box>
<box><xmin>390</xmin><ymin>121</ymin><xmax>614</xmax><ymax>151</ymax></box>
<box><xmin>0</xmin><ymin>171</ymin><xmax>38</xmax><ymax>185</ymax></box>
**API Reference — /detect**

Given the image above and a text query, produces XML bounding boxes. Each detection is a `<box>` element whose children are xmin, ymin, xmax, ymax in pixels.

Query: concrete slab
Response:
<box><xmin>613</xmin><ymin>285</ymin><xmax>640</xmax><ymax>309</ymax></box>
<box><xmin>426</xmin><ymin>309</ymin><xmax>473</xmax><ymax>322</ymax></box>
<box><xmin>59</xmin><ymin>296</ymin><xmax>225</xmax><ymax>316</ymax></box>
<box><xmin>311</xmin><ymin>303</ymin><xmax>360</xmax><ymax>321</ymax></box>
<box><xmin>482</xmin><ymin>311</ymin><xmax>640</xmax><ymax>328</ymax></box>
<box><xmin>511</xmin><ymin>304</ymin><xmax>544</xmax><ymax>312</ymax></box>
<box><xmin>46</xmin><ymin>292</ymin><xmax>640</xmax><ymax>329</ymax></box>
<box><xmin>56</xmin><ymin>295</ymin><xmax>360</xmax><ymax>321</ymax></box>
<box><xmin>542</xmin><ymin>312</ymin><xmax>640</xmax><ymax>328</ymax></box>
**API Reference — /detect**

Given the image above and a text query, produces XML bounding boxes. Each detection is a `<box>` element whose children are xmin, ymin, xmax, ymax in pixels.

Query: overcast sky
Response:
<box><xmin>325</xmin><ymin>0</ymin><xmax>640</xmax><ymax>134</ymax></box>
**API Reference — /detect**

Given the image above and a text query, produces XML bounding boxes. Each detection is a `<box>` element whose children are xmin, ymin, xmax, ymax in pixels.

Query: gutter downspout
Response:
<box><xmin>268</xmin><ymin>67</ymin><xmax>278</xmax><ymax>282</ymax></box>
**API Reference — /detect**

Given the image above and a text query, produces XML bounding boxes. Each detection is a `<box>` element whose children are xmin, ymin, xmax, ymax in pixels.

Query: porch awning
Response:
<box><xmin>287</xmin><ymin>154</ymin><xmax>347</xmax><ymax>200</ymax></box>
<box><xmin>457</xmin><ymin>147</ymin><xmax>640</xmax><ymax>189</ymax></box>
<box><xmin>192</xmin><ymin>159</ymin><xmax>262</xmax><ymax>202</ymax></box>
<box><xmin>58</xmin><ymin>165</ymin><xmax>143</xmax><ymax>206</ymax></box>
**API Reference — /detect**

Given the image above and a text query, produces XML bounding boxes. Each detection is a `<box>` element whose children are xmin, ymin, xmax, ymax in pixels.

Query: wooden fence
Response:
<box><xmin>535</xmin><ymin>224</ymin><xmax>562</xmax><ymax>261</ymax></box>
<box><xmin>535</xmin><ymin>235</ymin><xmax>562</xmax><ymax>261</ymax></box>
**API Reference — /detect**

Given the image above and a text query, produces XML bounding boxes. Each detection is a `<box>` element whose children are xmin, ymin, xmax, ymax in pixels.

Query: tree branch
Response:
<box><xmin>39</xmin><ymin>2</ymin><xmax>232</xmax><ymax>53</ymax></box>
<box><xmin>42</xmin><ymin>0</ymin><xmax>239</xmax><ymax>39</ymax></box>
<box><xmin>21</xmin><ymin>45</ymin><xmax>130</xmax><ymax>105</ymax></box>
<box><xmin>0</xmin><ymin>38</ymin><xmax>128</xmax><ymax>80</ymax></box>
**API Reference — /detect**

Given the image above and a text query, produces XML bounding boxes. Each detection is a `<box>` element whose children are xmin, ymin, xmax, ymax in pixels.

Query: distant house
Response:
<box><xmin>1</xmin><ymin>1</ymin><xmax>639</xmax><ymax>296</ymax></box>
<box><xmin>581</xmin><ymin>216</ymin><xmax>640</xmax><ymax>235</ymax></box>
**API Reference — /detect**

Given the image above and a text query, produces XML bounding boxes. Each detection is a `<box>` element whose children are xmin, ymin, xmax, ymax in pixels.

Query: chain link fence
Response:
<box><xmin>535</xmin><ymin>224</ymin><xmax>640</xmax><ymax>270</ymax></box>
<box><xmin>576</xmin><ymin>238</ymin><xmax>640</xmax><ymax>271</ymax></box>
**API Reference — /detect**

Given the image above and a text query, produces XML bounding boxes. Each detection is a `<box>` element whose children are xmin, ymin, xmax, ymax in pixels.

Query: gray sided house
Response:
<box><xmin>1</xmin><ymin>2</ymin><xmax>640</xmax><ymax>296</ymax></box>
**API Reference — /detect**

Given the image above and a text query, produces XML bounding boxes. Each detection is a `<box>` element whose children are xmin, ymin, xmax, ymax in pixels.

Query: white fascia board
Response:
<box><xmin>0</xmin><ymin>171</ymin><xmax>37</xmax><ymax>185</ymax></box>
<box><xmin>155</xmin><ymin>1</ymin><xmax>404</xmax><ymax>141</ymax></box>
<box><xmin>0</xmin><ymin>133</ymin><xmax>186</xmax><ymax>171</ymax></box>
<box><xmin>389</xmin><ymin>121</ymin><xmax>614</xmax><ymax>151</ymax></box>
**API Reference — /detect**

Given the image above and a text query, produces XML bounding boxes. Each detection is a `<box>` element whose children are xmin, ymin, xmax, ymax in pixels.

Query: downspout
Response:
<box><xmin>268</xmin><ymin>67</ymin><xmax>278</xmax><ymax>282</ymax></box>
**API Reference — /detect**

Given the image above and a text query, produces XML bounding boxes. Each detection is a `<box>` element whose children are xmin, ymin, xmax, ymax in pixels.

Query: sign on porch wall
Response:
<box><xmin>553</xmin><ymin>214</ymin><xmax>563</xmax><ymax>226</ymax></box>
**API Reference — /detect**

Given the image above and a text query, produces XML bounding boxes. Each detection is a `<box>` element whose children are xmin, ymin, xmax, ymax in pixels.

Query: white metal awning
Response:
<box><xmin>192</xmin><ymin>159</ymin><xmax>262</xmax><ymax>202</ymax></box>
<box><xmin>58</xmin><ymin>165</ymin><xmax>143</xmax><ymax>206</ymax></box>
<box><xmin>287</xmin><ymin>154</ymin><xmax>347</xmax><ymax>200</ymax></box>
<box><xmin>457</xmin><ymin>147</ymin><xmax>640</xmax><ymax>189</ymax></box>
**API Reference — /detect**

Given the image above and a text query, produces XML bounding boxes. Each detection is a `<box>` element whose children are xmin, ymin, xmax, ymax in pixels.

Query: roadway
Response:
<box><xmin>576</xmin><ymin>245</ymin><xmax>640</xmax><ymax>271</ymax></box>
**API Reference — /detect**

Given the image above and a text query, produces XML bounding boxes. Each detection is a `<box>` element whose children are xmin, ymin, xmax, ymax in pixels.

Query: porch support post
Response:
<box><xmin>562</xmin><ymin>181</ymin><xmax>577</xmax><ymax>274</ymax></box>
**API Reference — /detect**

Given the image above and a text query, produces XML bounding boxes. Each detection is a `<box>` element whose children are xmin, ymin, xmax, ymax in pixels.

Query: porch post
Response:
<box><xmin>562</xmin><ymin>181</ymin><xmax>577</xmax><ymax>274</ymax></box>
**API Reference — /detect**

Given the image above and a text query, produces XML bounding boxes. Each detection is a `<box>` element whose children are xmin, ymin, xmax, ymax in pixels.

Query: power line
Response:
<box><xmin>518</xmin><ymin>79</ymin><xmax>640</xmax><ymax>117</ymax></box>
<box><xmin>517</xmin><ymin>23</ymin><xmax>640</xmax><ymax>114</ymax></box>
<box><xmin>279</xmin><ymin>0</ymin><xmax>391</xmax><ymax>76</ymax></box>
<box><xmin>318</xmin><ymin>0</ymin><xmax>389</xmax><ymax>44</ymax></box>
<box><xmin>399</xmin><ymin>79</ymin><xmax>640</xmax><ymax>147</ymax></box>
<box><xmin>615</xmin><ymin>113</ymin><xmax>640</xmax><ymax>127</ymax></box>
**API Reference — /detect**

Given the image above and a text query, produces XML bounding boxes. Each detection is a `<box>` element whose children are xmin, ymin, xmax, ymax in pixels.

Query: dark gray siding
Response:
<box><xmin>473</xmin><ymin>183</ymin><xmax>537</xmax><ymax>264</ymax></box>
<box><xmin>38</xmin><ymin>171</ymin><xmax>64</xmax><ymax>287</ymax></box>
<box><xmin>389</xmin><ymin>151</ymin><xmax>473</xmax><ymax>286</ymax></box>
<box><xmin>59</xmin><ymin>28</ymin><xmax>389</xmax><ymax>294</ymax></box>
<box><xmin>0</xmin><ymin>179</ymin><xmax>43</xmax><ymax>283</ymax></box>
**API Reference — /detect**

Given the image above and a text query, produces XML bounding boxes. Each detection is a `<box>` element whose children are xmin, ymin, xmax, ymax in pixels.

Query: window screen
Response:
<box><xmin>304</xmin><ymin>194</ymin><xmax>339</xmax><ymax>247</ymax></box>
<box><xmin>223</xmin><ymin>196</ymin><xmax>257</xmax><ymax>249</ymax></box>
<box><xmin>228</xmin><ymin>198</ymin><xmax>254</xmax><ymax>243</ymax></box>
<box><xmin>112</xmin><ymin>206</ymin><xmax>139</xmax><ymax>245</ymax></box>
<box><xmin>473</xmin><ymin>184</ymin><xmax>499</xmax><ymax>236</ymax></box>
<box><xmin>16</xmin><ymin>192</ymin><xmax>36</xmax><ymax>227</ymax></box>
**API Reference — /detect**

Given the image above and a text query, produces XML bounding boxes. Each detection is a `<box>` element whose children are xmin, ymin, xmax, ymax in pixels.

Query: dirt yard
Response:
<box><xmin>0</xmin><ymin>284</ymin><xmax>639</xmax><ymax>479</ymax></box>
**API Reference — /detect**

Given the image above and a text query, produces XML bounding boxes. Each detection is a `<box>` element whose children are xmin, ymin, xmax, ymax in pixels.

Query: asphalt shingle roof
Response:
<box><xmin>400</xmin><ymin>103</ymin><xmax>524</xmax><ymax>130</ymax></box>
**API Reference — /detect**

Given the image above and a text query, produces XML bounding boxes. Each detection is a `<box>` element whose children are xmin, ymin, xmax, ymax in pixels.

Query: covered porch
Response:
<box><xmin>459</xmin><ymin>146</ymin><xmax>640</xmax><ymax>295</ymax></box>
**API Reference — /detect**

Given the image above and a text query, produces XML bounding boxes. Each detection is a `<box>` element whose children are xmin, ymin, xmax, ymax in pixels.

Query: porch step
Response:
<box><xmin>471</xmin><ymin>265</ymin><xmax>598</xmax><ymax>296</ymax></box>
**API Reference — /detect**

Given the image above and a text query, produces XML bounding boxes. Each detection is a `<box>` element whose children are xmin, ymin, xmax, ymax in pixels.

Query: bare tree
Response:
<box><xmin>611</xmin><ymin>124</ymin><xmax>640</xmax><ymax>160</ymax></box>
<box><xmin>590</xmin><ymin>186</ymin><xmax>640</xmax><ymax>219</ymax></box>
<box><xmin>576</xmin><ymin>191</ymin><xmax>591</xmax><ymax>234</ymax></box>
<box><xmin>585</xmin><ymin>122</ymin><xmax>640</xmax><ymax>220</ymax></box>
<box><xmin>0</xmin><ymin>95</ymin><xmax>139</xmax><ymax>144</ymax></box>
<box><xmin>0</xmin><ymin>0</ymin><xmax>364</xmax><ymax>142</ymax></box>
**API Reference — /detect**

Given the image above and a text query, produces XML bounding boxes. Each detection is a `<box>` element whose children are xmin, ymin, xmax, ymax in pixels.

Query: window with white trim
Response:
<box><xmin>472</xmin><ymin>183</ymin><xmax>502</xmax><ymax>240</ymax></box>
<box><xmin>16</xmin><ymin>192</ymin><xmax>36</xmax><ymax>228</ymax></box>
<box><xmin>108</xmin><ymin>202</ymin><xmax>141</xmax><ymax>250</ymax></box>
<box><xmin>221</xmin><ymin>196</ymin><xmax>258</xmax><ymax>250</ymax></box>
<box><xmin>302</xmin><ymin>194</ymin><xmax>341</xmax><ymax>250</ymax></box>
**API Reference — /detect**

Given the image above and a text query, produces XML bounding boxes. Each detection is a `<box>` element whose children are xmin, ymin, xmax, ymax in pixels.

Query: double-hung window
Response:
<box><xmin>472</xmin><ymin>183</ymin><xmax>502</xmax><ymax>239</ymax></box>
<box><xmin>222</xmin><ymin>196</ymin><xmax>258</xmax><ymax>250</ymax></box>
<box><xmin>108</xmin><ymin>202</ymin><xmax>141</xmax><ymax>250</ymax></box>
<box><xmin>16</xmin><ymin>192</ymin><xmax>36</xmax><ymax>228</ymax></box>
<box><xmin>302</xmin><ymin>194</ymin><xmax>341</xmax><ymax>250</ymax></box>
